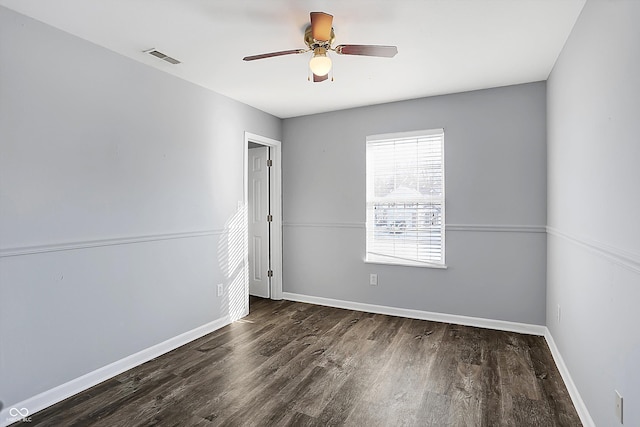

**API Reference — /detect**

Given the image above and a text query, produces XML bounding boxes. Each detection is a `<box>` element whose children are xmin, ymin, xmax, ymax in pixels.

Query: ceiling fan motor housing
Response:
<box><xmin>304</xmin><ymin>25</ymin><xmax>335</xmax><ymax>50</ymax></box>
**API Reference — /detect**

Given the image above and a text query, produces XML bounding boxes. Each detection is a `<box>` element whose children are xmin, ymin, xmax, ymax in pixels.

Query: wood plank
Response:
<box><xmin>19</xmin><ymin>298</ymin><xmax>582</xmax><ymax>427</ymax></box>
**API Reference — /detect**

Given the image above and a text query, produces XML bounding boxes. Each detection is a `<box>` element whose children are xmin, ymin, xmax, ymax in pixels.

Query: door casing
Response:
<box><xmin>244</xmin><ymin>132</ymin><xmax>283</xmax><ymax>302</ymax></box>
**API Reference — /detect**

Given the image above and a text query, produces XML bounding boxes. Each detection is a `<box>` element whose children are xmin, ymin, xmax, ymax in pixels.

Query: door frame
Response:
<box><xmin>244</xmin><ymin>132</ymin><xmax>283</xmax><ymax>300</ymax></box>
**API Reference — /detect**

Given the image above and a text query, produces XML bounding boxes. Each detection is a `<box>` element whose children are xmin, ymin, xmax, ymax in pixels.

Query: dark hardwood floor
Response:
<box><xmin>19</xmin><ymin>297</ymin><xmax>582</xmax><ymax>426</ymax></box>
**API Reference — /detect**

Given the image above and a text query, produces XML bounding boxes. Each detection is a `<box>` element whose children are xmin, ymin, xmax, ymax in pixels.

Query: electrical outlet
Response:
<box><xmin>557</xmin><ymin>304</ymin><xmax>561</xmax><ymax>323</ymax></box>
<box><xmin>217</xmin><ymin>283</ymin><xmax>224</xmax><ymax>297</ymax></box>
<box><xmin>615</xmin><ymin>390</ymin><xmax>623</xmax><ymax>423</ymax></box>
<box><xmin>369</xmin><ymin>274</ymin><xmax>378</xmax><ymax>286</ymax></box>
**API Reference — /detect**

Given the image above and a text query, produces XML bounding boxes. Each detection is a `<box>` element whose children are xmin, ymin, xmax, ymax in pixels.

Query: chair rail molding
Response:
<box><xmin>0</xmin><ymin>229</ymin><xmax>226</xmax><ymax>258</ymax></box>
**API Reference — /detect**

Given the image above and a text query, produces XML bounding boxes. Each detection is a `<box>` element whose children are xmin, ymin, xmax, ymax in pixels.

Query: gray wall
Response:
<box><xmin>282</xmin><ymin>82</ymin><xmax>547</xmax><ymax>325</ymax></box>
<box><xmin>546</xmin><ymin>1</ymin><xmax>640</xmax><ymax>425</ymax></box>
<box><xmin>0</xmin><ymin>7</ymin><xmax>281</xmax><ymax>408</ymax></box>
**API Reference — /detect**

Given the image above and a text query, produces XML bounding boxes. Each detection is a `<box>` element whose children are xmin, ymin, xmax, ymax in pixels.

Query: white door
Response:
<box><xmin>248</xmin><ymin>146</ymin><xmax>270</xmax><ymax>298</ymax></box>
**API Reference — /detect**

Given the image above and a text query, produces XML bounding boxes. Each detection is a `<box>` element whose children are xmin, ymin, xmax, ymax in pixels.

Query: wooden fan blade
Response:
<box><xmin>334</xmin><ymin>44</ymin><xmax>398</xmax><ymax>58</ymax></box>
<box><xmin>243</xmin><ymin>49</ymin><xmax>306</xmax><ymax>61</ymax></box>
<box><xmin>310</xmin><ymin>12</ymin><xmax>333</xmax><ymax>41</ymax></box>
<box><xmin>313</xmin><ymin>73</ymin><xmax>328</xmax><ymax>83</ymax></box>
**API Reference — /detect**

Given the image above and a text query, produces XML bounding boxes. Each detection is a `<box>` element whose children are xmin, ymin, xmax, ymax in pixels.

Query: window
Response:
<box><xmin>366</xmin><ymin>129</ymin><xmax>445</xmax><ymax>267</ymax></box>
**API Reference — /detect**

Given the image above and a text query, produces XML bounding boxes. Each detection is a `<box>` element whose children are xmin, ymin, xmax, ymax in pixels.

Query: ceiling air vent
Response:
<box><xmin>144</xmin><ymin>48</ymin><xmax>181</xmax><ymax>65</ymax></box>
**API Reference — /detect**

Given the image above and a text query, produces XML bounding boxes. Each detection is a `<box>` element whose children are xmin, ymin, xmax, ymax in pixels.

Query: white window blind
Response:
<box><xmin>366</xmin><ymin>129</ymin><xmax>445</xmax><ymax>267</ymax></box>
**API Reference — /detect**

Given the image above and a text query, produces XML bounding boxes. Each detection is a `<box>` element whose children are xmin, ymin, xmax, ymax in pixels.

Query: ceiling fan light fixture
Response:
<box><xmin>309</xmin><ymin>47</ymin><xmax>332</xmax><ymax>76</ymax></box>
<box><xmin>242</xmin><ymin>11</ymin><xmax>397</xmax><ymax>82</ymax></box>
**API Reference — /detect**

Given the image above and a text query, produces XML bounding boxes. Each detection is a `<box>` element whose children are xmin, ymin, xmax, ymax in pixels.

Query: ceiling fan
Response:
<box><xmin>243</xmin><ymin>12</ymin><xmax>398</xmax><ymax>82</ymax></box>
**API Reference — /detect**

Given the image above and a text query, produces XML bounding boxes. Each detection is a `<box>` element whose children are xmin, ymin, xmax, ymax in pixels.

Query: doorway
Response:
<box><xmin>244</xmin><ymin>132</ymin><xmax>283</xmax><ymax>302</ymax></box>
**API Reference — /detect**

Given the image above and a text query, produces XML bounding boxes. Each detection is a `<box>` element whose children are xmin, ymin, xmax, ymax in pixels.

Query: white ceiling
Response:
<box><xmin>1</xmin><ymin>0</ymin><xmax>585</xmax><ymax>118</ymax></box>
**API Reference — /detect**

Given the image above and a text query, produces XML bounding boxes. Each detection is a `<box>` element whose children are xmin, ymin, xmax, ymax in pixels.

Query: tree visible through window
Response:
<box><xmin>366</xmin><ymin>129</ymin><xmax>445</xmax><ymax>267</ymax></box>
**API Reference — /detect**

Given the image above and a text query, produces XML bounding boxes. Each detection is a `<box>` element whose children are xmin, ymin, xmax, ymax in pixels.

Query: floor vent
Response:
<box><xmin>144</xmin><ymin>49</ymin><xmax>181</xmax><ymax>65</ymax></box>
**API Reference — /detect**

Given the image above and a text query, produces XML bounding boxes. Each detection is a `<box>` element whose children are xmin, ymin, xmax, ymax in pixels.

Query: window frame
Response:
<box><xmin>365</xmin><ymin>128</ymin><xmax>446</xmax><ymax>269</ymax></box>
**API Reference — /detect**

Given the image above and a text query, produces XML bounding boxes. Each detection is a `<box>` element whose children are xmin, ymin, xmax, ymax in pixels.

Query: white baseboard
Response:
<box><xmin>0</xmin><ymin>316</ymin><xmax>231</xmax><ymax>427</ymax></box>
<box><xmin>544</xmin><ymin>329</ymin><xmax>595</xmax><ymax>427</ymax></box>
<box><xmin>282</xmin><ymin>292</ymin><xmax>546</xmax><ymax>336</ymax></box>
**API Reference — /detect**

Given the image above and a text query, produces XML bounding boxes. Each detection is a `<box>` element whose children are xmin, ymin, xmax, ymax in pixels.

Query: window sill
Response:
<box><xmin>365</xmin><ymin>255</ymin><xmax>447</xmax><ymax>269</ymax></box>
